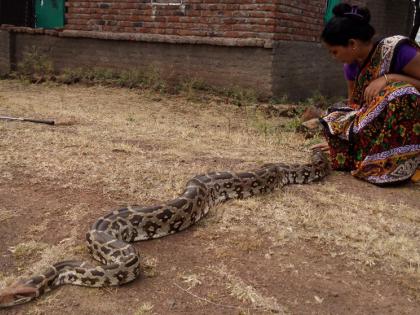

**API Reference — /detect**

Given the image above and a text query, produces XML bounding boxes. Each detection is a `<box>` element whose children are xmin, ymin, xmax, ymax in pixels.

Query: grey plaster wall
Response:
<box><xmin>0</xmin><ymin>30</ymin><xmax>11</xmax><ymax>75</ymax></box>
<box><xmin>12</xmin><ymin>33</ymin><xmax>273</xmax><ymax>97</ymax></box>
<box><xmin>272</xmin><ymin>40</ymin><xmax>346</xmax><ymax>100</ymax></box>
<box><xmin>368</xmin><ymin>0</ymin><xmax>413</xmax><ymax>37</ymax></box>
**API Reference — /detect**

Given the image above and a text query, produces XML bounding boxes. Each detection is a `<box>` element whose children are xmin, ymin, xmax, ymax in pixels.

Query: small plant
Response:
<box><xmin>117</xmin><ymin>70</ymin><xmax>146</xmax><ymax>88</ymax></box>
<box><xmin>9</xmin><ymin>241</ymin><xmax>48</xmax><ymax>261</ymax></box>
<box><xmin>269</xmin><ymin>94</ymin><xmax>289</xmax><ymax>104</ymax></box>
<box><xmin>11</xmin><ymin>55</ymin><xmax>266</xmax><ymax>106</ymax></box>
<box><xmin>282</xmin><ymin>117</ymin><xmax>301</xmax><ymax>132</ymax></box>
<box><xmin>0</xmin><ymin>209</ymin><xmax>16</xmax><ymax>222</ymax></box>
<box><xmin>300</xmin><ymin>90</ymin><xmax>346</xmax><ymax>111</ymax></box>
<box><xmin>58</xmin><ymin>67</ymin><xmax>84</xmax><ymax>84</ymax></box>
<box><xmin>142</xmin><ymin>256</ymin><xmax>159</xmax><ymax>278</ymax></box>
<box><xmin>222</xmin><ymin>86</ymin><xmax>257</xmax><ymax>106</ymax></box>
<box><xmin>91</xmin><ymin>68</ymin><xmax>117</xmax><ymax>84</ymax></box>
<box><xmin>56</xmin><ymin>66</ymin><xmax>166</xmax><ymax>91</ymax></box>
<box><xmin>304</xmin><ymin>134</ymin><xmax>324</xmax><ymax>148</ymax></box>
<box><xmin>254</xmin><ymin>117</ymin><xmax>276</xmax><ymax>136</ymax></box>
<box><xmin>126</xmin><ymin>113</ymin><xmax>136</xmax><ymax>122</ymax></box>
<box><xmin>306</xmin><ymin>90</ymin><xmax>328</xmax><ymax>105</ymax></box>
<box><xmin>141</xmin><ymin>66</ymin><xmax>166</xmax><ymax>92</ymax></box>
<box><xmin>180</xmin><ymin>273</ymin><xmax>202</xmax><ymax>289</ymax></box>
<box><xmin>15</xmin><ymin>46</ymin><xmax>54</xmax><ymax>82</ymax></box>
<box><xmin>133</xmin><ymin>302</ymin><xmax>154</xmax><ymax>315</ymax></box>
<box><xmin>210</xmin><ymin>264</ymin><xmax>282</xmax><ymax>313</ymax></box>
<box><xmin>176</xmin><ymin>78</ymin><xmax>213</xmax><ymax>102</ymax></box>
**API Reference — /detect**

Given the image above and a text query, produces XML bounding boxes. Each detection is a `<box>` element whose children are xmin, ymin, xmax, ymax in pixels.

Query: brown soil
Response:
<box><xmin>0</xmin><ymin>80</ymin><xmax>419</xmax><ymax>315</ymax></box>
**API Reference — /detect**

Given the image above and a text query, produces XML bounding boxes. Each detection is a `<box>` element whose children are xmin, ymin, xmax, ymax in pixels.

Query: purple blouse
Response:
<box><xmin>344</xmin><ymin>43</ymin><xmax>418</xmax><ymax>81</ymax></box>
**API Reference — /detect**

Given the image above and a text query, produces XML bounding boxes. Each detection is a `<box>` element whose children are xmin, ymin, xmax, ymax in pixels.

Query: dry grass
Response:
<box><xmin>0</xmin><ymin>208</ymin><xmax>17</xmax><ymax>222</ymax></box>
<box><xmin>0</xmin><ymin>79</ymin><xmax>419</xmax><ymax>310</ymax></box>
<box><xmin>173</xmin><ymin>268</ymin><xmax>283</xmax><ymax>313</ymax></box>
<box><xmin>142</xmin><ymin>256</ymin><xmax>159</xmax><ymax>278</ymax></box>
<box><xmin>180</xmin><ymin>273</ymin><xmax>202</xmax><ymax>290</ymax></box>
<box><xmin>133</xmin><ymin>302</ymin><xmax>155</xmax><ymax>315</ymax></box>
<box><xmin>9</xmin><ymin>241</ymin><xmax>49</xmax><ymax>261</ymax></box>
<box><xmin>208</xmin><ymin>264</ymin><xmax>284</xmax><ymax>313</ymax></box>
<box><xmin>0</xmin><ymin>81</ymin><xmax>306</xmax><ymax>203</ymax></box>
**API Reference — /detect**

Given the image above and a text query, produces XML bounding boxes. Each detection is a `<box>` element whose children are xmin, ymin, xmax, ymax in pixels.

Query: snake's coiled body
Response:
<box><xmin>0</xmin><ymin>150</ymin><xmax>329</xmax><ymax>307</ymax></box>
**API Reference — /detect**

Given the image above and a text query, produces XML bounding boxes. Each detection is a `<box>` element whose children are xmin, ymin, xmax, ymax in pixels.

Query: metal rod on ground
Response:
<box><xmin>0</xmin><ymin>115</ymin><xmax>55</xmax><ymax>125</ymax></box>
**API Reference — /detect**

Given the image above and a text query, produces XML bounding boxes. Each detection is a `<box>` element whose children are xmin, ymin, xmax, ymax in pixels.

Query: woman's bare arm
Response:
<box><xmin>389</xmin><ymin>51</ymin><xmax>420</xmax><ymax>90</ymax></box>
<box><xmin>364</xmin><ymin>52</ymin><xmax>420</xmax><ymax>102</ymax></box>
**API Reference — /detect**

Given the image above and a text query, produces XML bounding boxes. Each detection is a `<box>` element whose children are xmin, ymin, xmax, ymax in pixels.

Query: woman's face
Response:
<box><xmin>324</xmin><ymin>42</ymin><xmax>357</xmax><ymax>64</ymax></box>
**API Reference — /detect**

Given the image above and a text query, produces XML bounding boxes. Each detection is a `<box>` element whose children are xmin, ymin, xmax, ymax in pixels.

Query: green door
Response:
<box><xmin>35</xmin><ymin>0</ymin><xmax>65</xmax><ymax>29</ymax></box>
<box><xmin>324</xmin><ymin>0</ymin><xmax>341</xmax><ymax>23</ymax></box>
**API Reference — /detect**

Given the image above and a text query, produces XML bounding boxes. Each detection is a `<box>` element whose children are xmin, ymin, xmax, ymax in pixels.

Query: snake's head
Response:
<box><xmin>0</xmin><ymin>283</ymin><xmax>38</xmax><ymax>308</ymax></box>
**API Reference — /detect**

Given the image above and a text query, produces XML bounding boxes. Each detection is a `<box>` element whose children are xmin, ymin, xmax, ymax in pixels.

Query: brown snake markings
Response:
<box><xmin>0</xmin><ymin>150</ymin><xmax>329</xmax><ymax>307</ymax></box>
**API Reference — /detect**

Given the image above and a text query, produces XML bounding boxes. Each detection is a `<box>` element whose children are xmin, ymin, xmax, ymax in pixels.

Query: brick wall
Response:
<box><xmin>65</xmin><ymin>0</ymin><xmax>278</xmax><ymax>40</ymax></box>
<box><xmin>65</xmin><ymin>1</ymin><xmax>411</xmax><ymax>43</ymax></box>
<box><xmin>65</xmin><ymin>0</ymin><xmax>337</xmax><ymax>42</ymax></box>
<box><xmin>273</xmin><ymin>1</ymin><xmax>325</xmax><ymax>42</ymax></box>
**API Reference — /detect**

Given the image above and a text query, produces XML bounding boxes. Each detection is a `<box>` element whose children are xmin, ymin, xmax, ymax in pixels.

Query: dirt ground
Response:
<box><xmin>0</xmin><ymin>80</ymin><xmax>419</xmax><ymax>315</ymax></box>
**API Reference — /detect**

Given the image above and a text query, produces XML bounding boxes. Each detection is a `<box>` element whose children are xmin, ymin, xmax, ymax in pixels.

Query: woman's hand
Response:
<box><xmin>310</xmin><ymin>142</ymin><xmax>330</xmax><ymax>153</ymax></box>
<box><xmin>363</xmin><ymin>76</ymin><xmax>387</xmax><ymax>103</ymax></box>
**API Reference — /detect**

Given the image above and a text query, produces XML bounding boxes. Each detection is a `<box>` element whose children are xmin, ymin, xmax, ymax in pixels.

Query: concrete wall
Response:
<box><xmin>9</xmin><ymin>32</ymin><xmax>273</xmax><ymax>96</ymax></box>
<box><xmin>272</xmin><ymin>0</ymin><xmax>411</xmax><ymax>99</ymax></box>
<box><xmin>0</xmin><ymin>30</ymin><xmax>11</xmax><ymax>75</ymax></box>
<box><xmin>272</xmin><ymin>40</ymin><xmax>346</xmax><ymax>100</ymax></box>
<box><xmin>368</xmin><ymin>0</ymin><xmax>413</xmax><ymax>37</ymax></box>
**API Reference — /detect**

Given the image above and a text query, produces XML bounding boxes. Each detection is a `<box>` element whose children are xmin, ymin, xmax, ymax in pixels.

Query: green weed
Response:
<box><xmin>15</xmin><ymin>46</ymin><xmax>54</xmax><ymax>81</ymax></box>
<box><xmin>221</xmin><ymin>85</ymin><xmax>258</xmax><ymax>106</ymax></box>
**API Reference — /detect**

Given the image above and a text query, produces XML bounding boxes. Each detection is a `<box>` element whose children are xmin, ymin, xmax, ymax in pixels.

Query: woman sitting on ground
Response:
<box><xmin>313</xmin><ymin>3</ymin><xmax>420</xmax><ymax>184</ymax></box>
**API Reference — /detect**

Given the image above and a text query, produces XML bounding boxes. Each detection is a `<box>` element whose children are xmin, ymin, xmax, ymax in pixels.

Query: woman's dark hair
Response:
<box><xmin>321</xmin><ymin>3</ymin><xmax>375</xmax><ymax>46</ymax></box>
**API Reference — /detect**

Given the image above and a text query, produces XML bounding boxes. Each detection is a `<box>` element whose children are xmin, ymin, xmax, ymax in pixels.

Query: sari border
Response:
<box><xmin>355</xmin><ymin>40</ymin><xmax>381</xmax><ymax>84</ymax></box>
<box><xmin>365</xmin><ymin>154</ymin><xmax>420</xmax><ymax>184</ymax></box>
<box><xmin>319</xmin><ymin>107</ymin><xmax>356</xmax><ymax>139</ymax></box>
<box><xmin>380</xmin><ymin>35</ymin><xmax>408</xmax><ymax>76</ymax></box>
<box><xmin>352</xmin><ymin>86</ymin><xmax>420</xmax><ymax>134</ymax></box>
<box><xmin>363</xmin><ymin>145</ymin><xmax>420</xmax><ymax>162</ymax></box>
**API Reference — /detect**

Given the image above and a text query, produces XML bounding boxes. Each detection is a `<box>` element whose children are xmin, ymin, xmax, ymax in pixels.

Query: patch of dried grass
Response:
<box><xmin>0</xmin><ymin>208</ymin><xmax>17</xmax><ymax>222</ymax></box>
<box><xmin>9</xmin><ymin>240</ymin><xmax>49</xmax><ymax>262</ymax></box>
<box><xmin>1</xmin><ymin>79</ymin><xmax>419</xmax><ymax>292</ymax></box>
<box><xmin>214</xmin><ymin>184</ymin><xmax>420</xmax><ymax>277</ymax></box>
<box><xmin>180</xmin><ymin>273</ymin><xmax>202</xmax><ymax>290</ymax></box>
<box><xmin>142</xmin><ymin>256</ymin><xmax>159</xmax><ymax>278</ymax></box>
<box><xmin>208</xmin><ymin>264</ymin><xmax>284</xmax><ymax>313</ymax></box>
<box><xmin>133</xmin><ymin>302</ymin><xmax>154</xmax><ymax>315</ymax></box>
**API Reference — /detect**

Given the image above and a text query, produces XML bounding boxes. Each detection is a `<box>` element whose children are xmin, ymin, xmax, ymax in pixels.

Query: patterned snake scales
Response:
<box><xmin>0</xmin><ymin>150</ymin><xmax>329</xmax><ymax>307</ymax></box>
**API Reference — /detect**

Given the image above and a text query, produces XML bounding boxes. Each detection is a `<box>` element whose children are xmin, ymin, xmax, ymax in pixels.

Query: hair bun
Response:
<box><xmin>333</xmin><ymin>3</ymin><xmax>371</xmax><ymax>23</ymax></box>
<box><xmin>332</xmin><ymin>3</ymin><xmax>352</xmax><ymax>17</ymax></box>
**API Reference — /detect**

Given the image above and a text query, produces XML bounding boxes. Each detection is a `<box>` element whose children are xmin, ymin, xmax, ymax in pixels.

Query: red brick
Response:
<box><xmin>65</xmin><ymin>0</ymin><xmax>330</xmax><ymax>42</ymax></box>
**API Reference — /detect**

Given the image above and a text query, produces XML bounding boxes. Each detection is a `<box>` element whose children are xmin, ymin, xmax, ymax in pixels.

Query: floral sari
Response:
<box><xmin>320</xmin><ymin>36</ymin><xmax>420</xmax><ymax>184</ymax></box>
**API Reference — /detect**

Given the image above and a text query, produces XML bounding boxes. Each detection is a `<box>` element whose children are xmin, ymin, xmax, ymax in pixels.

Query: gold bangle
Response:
<box><xmin>384</xmin><ymin>74</ymin><xmax>389</xmax><ymax>84</ymax></box>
